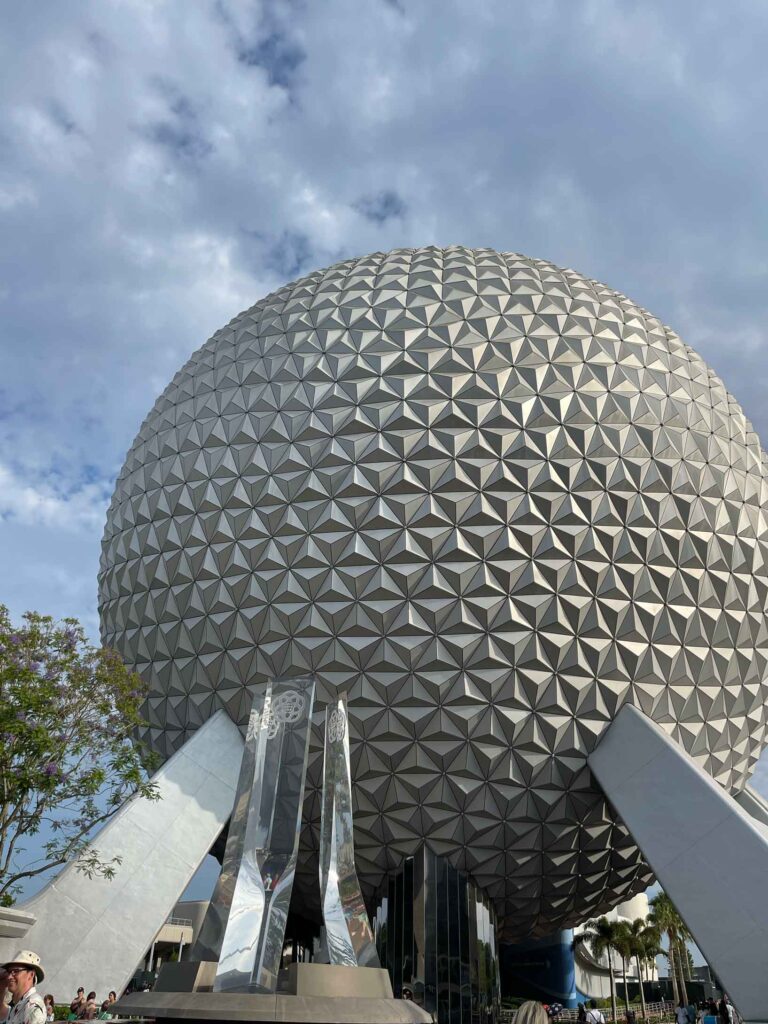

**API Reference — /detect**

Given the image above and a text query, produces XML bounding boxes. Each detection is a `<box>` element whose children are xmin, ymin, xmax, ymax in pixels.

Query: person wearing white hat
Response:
<box><xmin>0</xmin><ymin>951</ymin><xmax>46</xmax><ymax>1024</ymax></box>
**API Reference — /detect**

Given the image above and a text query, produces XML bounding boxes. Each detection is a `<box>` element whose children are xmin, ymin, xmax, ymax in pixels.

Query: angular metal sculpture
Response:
<box><xmin>0</xmin><ymin>710</ymin><xmax>243</xmax><ymax>1002</ymax></box>
<box><xmin>191</xmin><ymin>695</ymin><xmax>264</xmax><ymax>963</ymax></box>
<box><xmin>213</xmin><ymin>675</ymin><xmax>316</xmax><ymax>993</ymax></box>
<box><xmin>100</xmin><ymin>246</ymin><xmax>768</xmax><ymax>942</ymax></box>
<box><xmin>320</xmin><ymin>694</ymin><xmax>380</xmax><ymax>968</ymax></box>
<box><xmin>589</xmin><ymin>704</ymin><xmax>768</xmax><ymax>1023</ymax></box>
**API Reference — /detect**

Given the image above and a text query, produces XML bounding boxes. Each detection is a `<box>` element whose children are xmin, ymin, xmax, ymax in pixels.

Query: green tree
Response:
<box><xmin>682</xmin><ymin>945</ymin><xmax>694</xmax><ymax>982</ymax></box>
<box><xmin>613</xmin><ymin>922</ymin><xmax>633</xmax><ymax>1016</ymax></box>
<box><xmin>641</xmin><ymin>924</ymin><xmax>663</xmax><ymax>990</ymax></box>
<box><xmin>621</xmin><ymin>918</ymin><xmax>662</xmax><ymax>1021</ymax></box>
<box><xmin>649</xmin><ymin>891</ymin><xmax>691</xmax><ymax>1006</ymax></box>
<box><xmin>0</xmin><ymin>606</ymin><xmax>158</xmax><ymax>905</ymax></box>
<box><xmin>575</xmin><ymin>917</ymin><xmax>622</xmax><ymax>1022</ymax></box>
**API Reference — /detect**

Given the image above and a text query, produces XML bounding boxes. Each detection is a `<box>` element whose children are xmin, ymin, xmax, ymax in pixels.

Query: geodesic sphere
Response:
<box><xmin>98</xmin><ymin>247</ymin><xmax>768</xmax><ymax>941</ymax></box>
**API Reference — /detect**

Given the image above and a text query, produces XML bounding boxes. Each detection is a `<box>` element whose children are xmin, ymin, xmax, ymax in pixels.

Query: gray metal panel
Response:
<box><xmin>99</xmin><ymin>246</ymin><xmax>768</xmax><ymax>941</ymax></box>
<box><xmin>733</xmin><ymin>783</ymin><xmax>768</xmax><ymax>835</ymax></box>
<box><xmin>589</xmin><ymin>704</ymin><xmax>768</xmax><ymax>1022</ymax></box>
<box><xmin>0</xmin><ymin>711</ymin><xmax>243</xmax><ymax>999</ymax></box>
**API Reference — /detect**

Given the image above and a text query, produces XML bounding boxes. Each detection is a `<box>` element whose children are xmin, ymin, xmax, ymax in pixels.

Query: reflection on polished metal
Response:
<box><xmin>374</xmin><ymin>847</ymin><xmax>500</xmax><ymax>1022</ymax></box>
<box><xmin>214</xmin><ymin>675</ymin><xmax>315</xmax><ymax>993</ymax></box>
<box><xmin>319</xmin><ymin>693</ymin><xmax>380</xmax><ymax>968</ymax></box>
<box><xmin>191</xmin><ymin>692</ymin><xmax>267</xmax><ymax>962</ymax></box>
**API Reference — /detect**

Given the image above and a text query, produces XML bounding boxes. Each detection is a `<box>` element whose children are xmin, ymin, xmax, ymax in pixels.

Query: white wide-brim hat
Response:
<box><xmin>2</xmin><ymin>950</ymin><xmax>44</xmax><ymax>982</ymax></box>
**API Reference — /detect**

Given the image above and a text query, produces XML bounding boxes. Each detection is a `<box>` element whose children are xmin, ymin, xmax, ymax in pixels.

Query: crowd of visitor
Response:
<box><xmin>0</xmin><ymin>952</ymin><xmax>120</xmax><ymax>1024</ymax></box>
<box><xmin>65</xmin><ymin>987</ymin><xmax>117</xmax><ymax>1021</ymax></box>
<box><xmin>671</xmin><ymin>997</ymin><xmax>740</xmax><ymax>1024</ymax></box>
<box><xmin>0</xmin><ymin>946</ymin><xmax>748</xmax><ymax>1024</ymax></box>
<box><xmin>516</xmin><ymin>997</ymin><xmax>741</xmax><ymax>1024</ymax></box>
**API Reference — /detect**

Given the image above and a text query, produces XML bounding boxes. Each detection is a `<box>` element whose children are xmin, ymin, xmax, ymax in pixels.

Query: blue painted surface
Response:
<box><xmin>500</xmin><ymin>929</ymin><xmax>578</xmax><ymax>1008</ymax></box>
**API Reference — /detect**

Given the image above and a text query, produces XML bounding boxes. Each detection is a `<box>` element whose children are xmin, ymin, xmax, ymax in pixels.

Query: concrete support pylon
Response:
<box><xmin>0</xmin><ymin>710</ymin><xmax>243</xmax><ymax>999</ymax></box>
<box><xmin>589</xmin><ymin>705</ymin><xmax>768</xmax><ymax>1023</ymax></box>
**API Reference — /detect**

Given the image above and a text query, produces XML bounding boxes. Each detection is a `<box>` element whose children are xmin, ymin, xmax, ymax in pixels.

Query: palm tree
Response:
<box><xmin>575</xmin><ymin>916</ymin><xmax>622</xmax><ymax>1022</ymax></box>
<box><xmin>623</xmin><ymin>918</ymin><xmax>662</xmax><ymax>1020</ymax></box>
<box><xmin>645</xmin><ymin>927</ymin><xmax>664</xmax><ymax>984</ymax></box>
<box><xmin>649</xmin><ymin>891</ymin><xmax>690</xmax><ymax>1006</ymax></box>
<box><xmin>649</xmin><ymin>892</ymin><xmax>676</xmax><ymax>1003</ymax></box>
<box><xmin>675</xmin><ymin>930</ymin><xmax>693</xmax><ymax>1004</ymax></box>
<box><xmin>613</xmin><ymin>922</ymin><xmax>633</xmax><ymax>1016</ymax></box>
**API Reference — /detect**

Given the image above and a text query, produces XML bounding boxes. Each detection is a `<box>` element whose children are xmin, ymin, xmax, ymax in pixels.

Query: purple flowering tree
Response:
<box><xmin>0</xmin><ymin>605</ymin><xmax>158</xmax><ymax>905</ymax></box>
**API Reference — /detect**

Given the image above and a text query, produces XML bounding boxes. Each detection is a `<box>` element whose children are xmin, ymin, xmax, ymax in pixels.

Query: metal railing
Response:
<box><xmin>502</xmin><ymin>1003</ymin><xmax>675</xmax><ymax>1024</ymax></box>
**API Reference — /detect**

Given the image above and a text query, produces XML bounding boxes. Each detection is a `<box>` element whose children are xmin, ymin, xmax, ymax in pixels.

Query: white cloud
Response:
<box><xmin>1</xmin><ymin>0</ymin><xmax>768</xmax><ymax>755</ymax></box>
<box><xmin>0</xmin><ymin>463</ymin><xmax>108</xmax><ymax>531</ymax></box>
<box><xmin>2</xmin><ymin>0</ymin><xmax>768</xmax><ymax>911</ymax></box>
<box><xmin>0</xmin><ymin>181</ymin><xmax>35</xmax><ymax>211</ymax></box>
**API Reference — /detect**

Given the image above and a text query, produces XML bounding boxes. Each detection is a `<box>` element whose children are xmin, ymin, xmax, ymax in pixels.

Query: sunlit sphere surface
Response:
<box><xmin>99</xmin><ymin>246</ymin><xmax>768</xmax><ymax>940</ymax></box>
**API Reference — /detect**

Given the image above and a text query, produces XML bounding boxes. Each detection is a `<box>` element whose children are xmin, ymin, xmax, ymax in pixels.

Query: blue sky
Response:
<box><xmin>3</xmin><ymin>1</ymin><xmax>768</xmax><ymax>922</ymax></box>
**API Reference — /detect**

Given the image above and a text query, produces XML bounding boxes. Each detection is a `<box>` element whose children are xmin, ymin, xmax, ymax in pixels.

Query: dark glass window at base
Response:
<box><xmin>372</xmin><ymin>847</ymin><xmax>500</xmax><ymax>1024</ymax></box>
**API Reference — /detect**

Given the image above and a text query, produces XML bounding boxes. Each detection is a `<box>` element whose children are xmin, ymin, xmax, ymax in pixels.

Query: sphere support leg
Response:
<box><xmin>589</xmin><ymin>704</ymin><xmax>768</xmax><ymax>1024</ymax></box>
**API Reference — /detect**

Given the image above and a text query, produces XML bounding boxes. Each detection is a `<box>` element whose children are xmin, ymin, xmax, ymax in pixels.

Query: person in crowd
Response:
<box><xmin>42</xmin><ymin>997</ymin><xmax>54</xmax><ymax>1024</ymax></box>
<box><xmin>0</xmin><ymin>951</ymin><xmax>47</xmax><ymax>1024</ymax></box>
<box><xmin>516</xmin><ymin>1002</ymin><xmax>548</xmax><ymax>1024</ymax></box>
<box><xmin>577</xmin><ymin>1004</ymin><xmax>587</xmax><ymax>1024</ymax></box>
<box><xmin>708</xmin><ymin>1001</ymin><xmax>718</xmax><ymax>1018</ymax></box>
<box><xmin>96</xmin><ymin>1003</ymin><xmax>111</xmax><ymax>1021</ymax></box>
<box><xmin>719</xmin><ymin>997</ymin><xmax>734</xmax><ymax>1024</ymax></box>
<box><xmin>676</xmin><ymin>1001</ymin><xmax>690</xmax><ymax>1024</ymax></box>
<box><xmin>78</xmin><ymin>994</ymin><xmax>97</xmax><ymax>1022</ymax></box>
<box><xmin>687</xmin><ymin>1000</ymin><xmax>698</xmax><ymax>1024</ymax></box>
<box><xmin>67</xmin><ymin>991</ymin><xmax>84</xmax><ymax>1022</ymax></box>
<box><xmin>586</xmin><ymin>1001</ymin><xmax>606</xmax><ymax>1024</ymax></box>
<box><xmin>105</xmin><ymin>997</ymin><xmax>115</xmax><ymax>1009</ymax></box>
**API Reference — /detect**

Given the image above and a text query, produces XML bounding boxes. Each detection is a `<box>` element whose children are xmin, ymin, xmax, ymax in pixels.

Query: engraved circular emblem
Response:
<box><xmin>273</xmin><ymin>689</ymin><xmax>307</xmax><ymax>725</ymax></box>
<box><xmin>264</xmin><ymin>709</ymin><xmax>279</xmax><ymax>739</ymax></box>
<box><xmin>328</xmin><ymin>707</ymin><xmax>346</xmax><ymax>743</ymax></box>
<box><xmin>258</xmin><ymin>694</ymin><xmax>278</xmax><ymax>738</ymax></box>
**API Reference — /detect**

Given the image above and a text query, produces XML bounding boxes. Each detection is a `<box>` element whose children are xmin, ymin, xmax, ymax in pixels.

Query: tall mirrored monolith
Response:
<box><xmin>191</xmin><ymin>693</ymin><xmax>264</xmax><ymax>963</ymax></box>
<box><xmin>213</xmin><ymin>675</ymin><xmax>316</xmax><ymax>993</ymax></box>
<box><xmin>320</xmin><ymin>693</ymin><xmax>380</xmax><ymax>967</ymax></box>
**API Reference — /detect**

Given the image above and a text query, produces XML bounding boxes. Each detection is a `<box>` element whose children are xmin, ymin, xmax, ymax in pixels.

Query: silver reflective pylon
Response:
<box><xmin>320</xmin><ymin>693</ymin><xmax>380</xmax><ymax>967</ymax></box>
<box><xmin>191</xmin><ymin>698</ymin><xmax>261</xmax><ymax>963</ymax></box>
<box><xmin>213</xmin><ymin>675</ymin><xmax>316</xmax><ymax>992</ymax></box>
